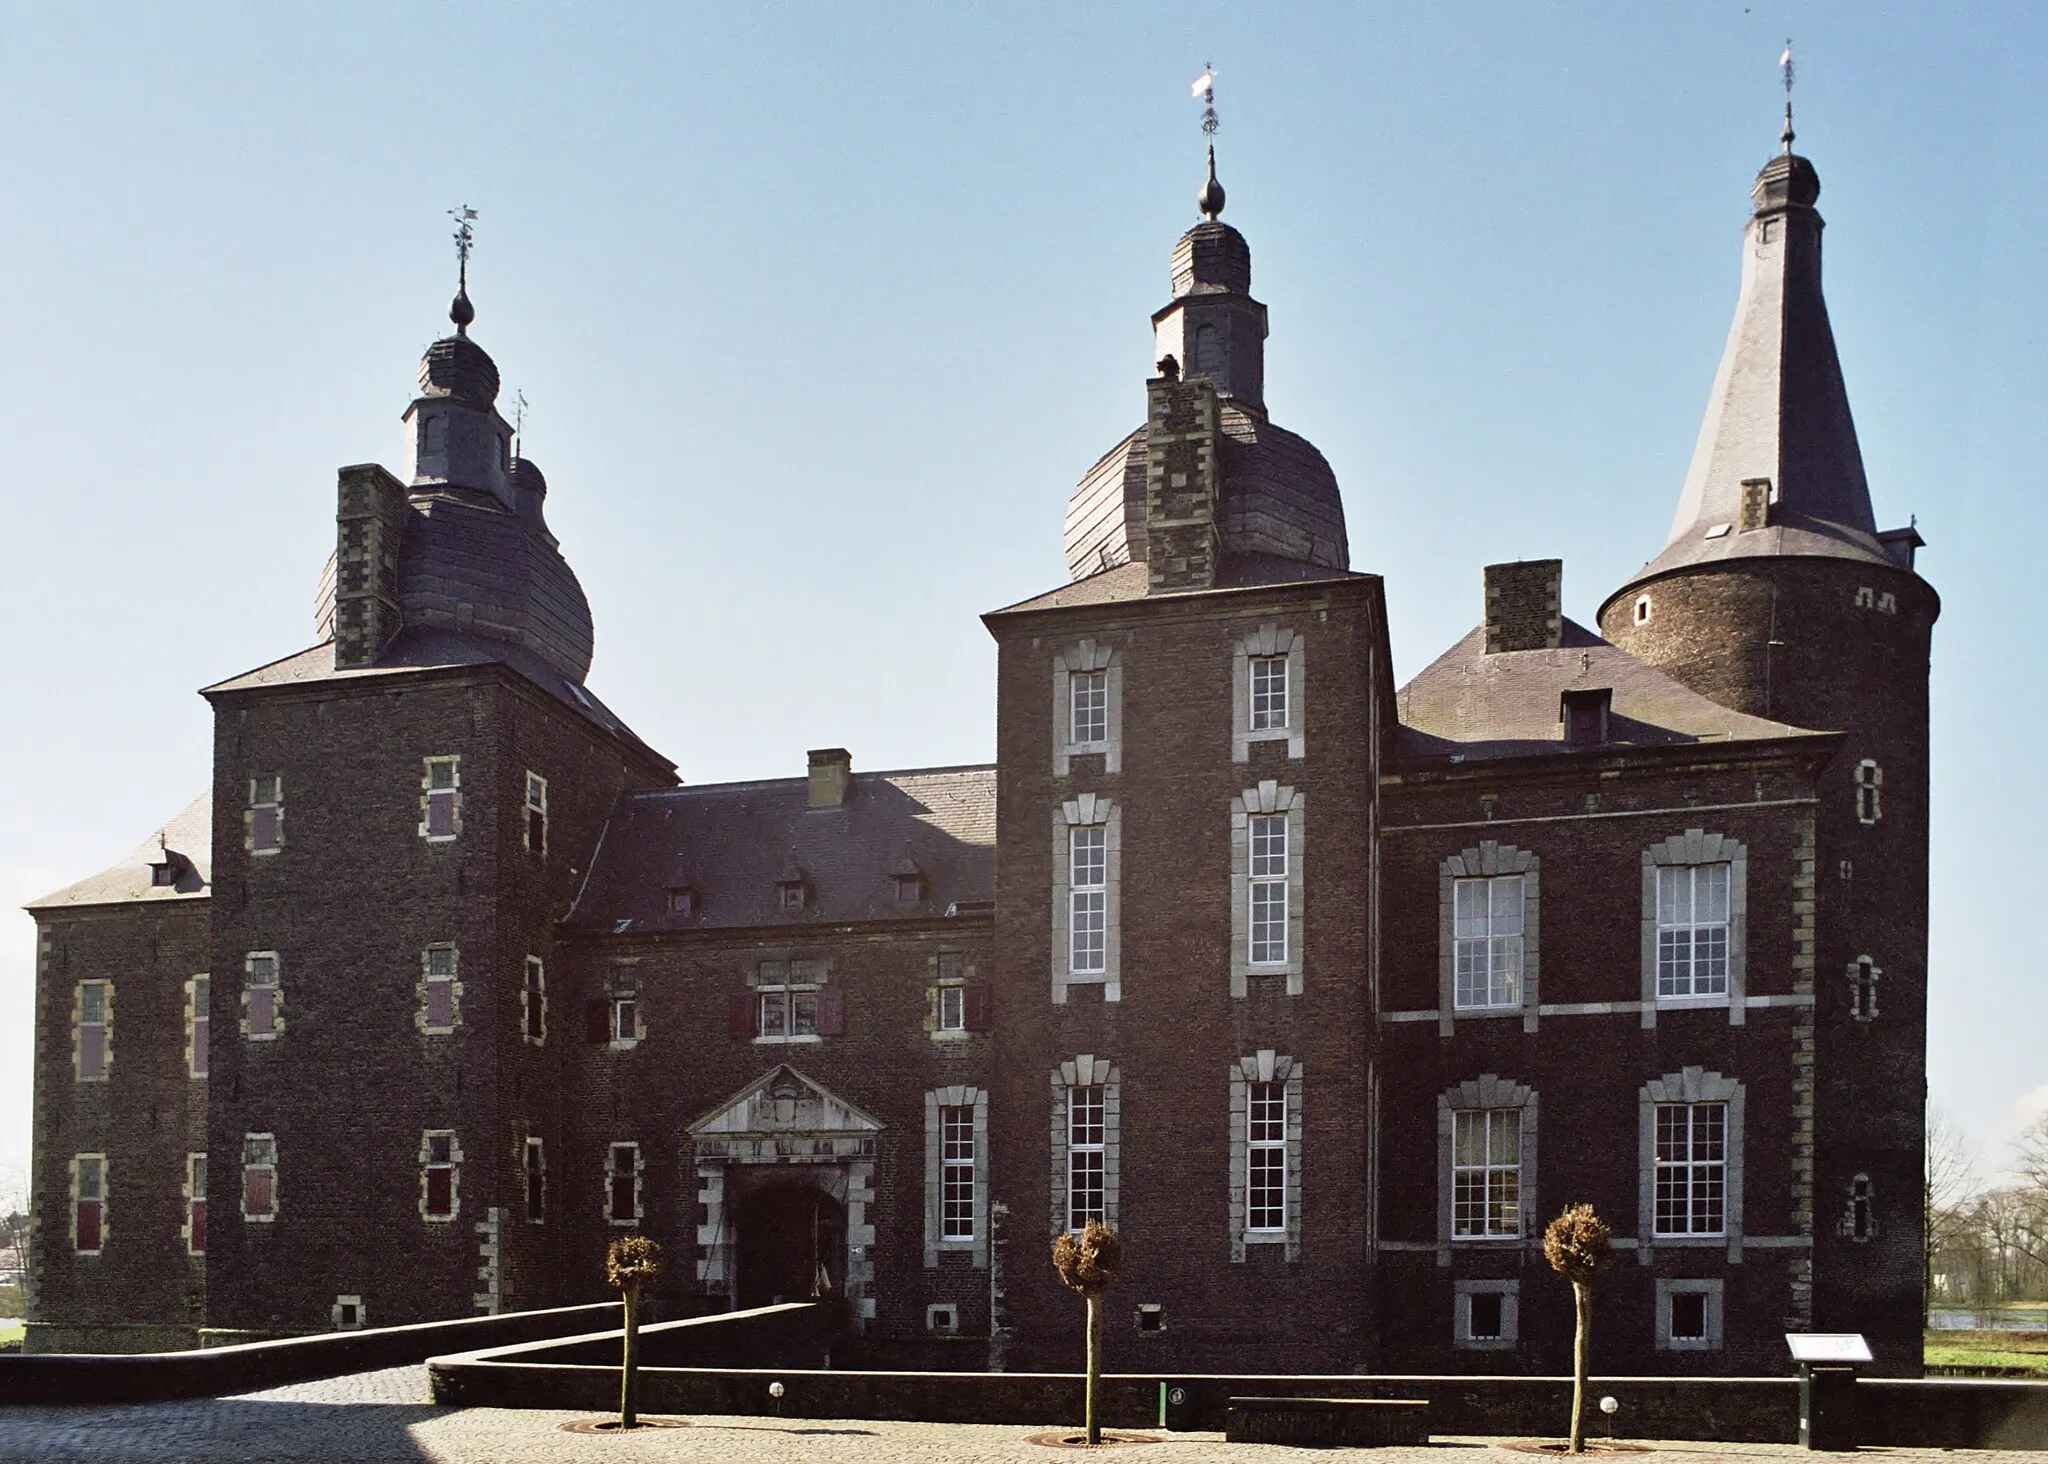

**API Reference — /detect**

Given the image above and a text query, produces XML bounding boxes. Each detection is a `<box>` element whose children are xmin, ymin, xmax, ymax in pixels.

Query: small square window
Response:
<box><xmin>780</xmin><ymin>882</ymin><xmax>808</xmax><ymax>911</ymax></box>
<box><xmin>667</xmin><ymin>888</ymin><xmax>697</xmax><ymax>916</ymax></box>
<box><xmin>1135</xmin><ymin>1303</ymin><xmax>1165</xmax><ymax>1336</ymax></box>
<box><xmin>1656</xmin><ymin>1279</ymin><xmax>1722</xmax><ymax>1351</ymax></box>
<box><xmin>334</xmin><ymin>1296</ymin><xmax>364</xmax><ymax>1330</ymax></box>
<box><xmin>1671</xmin><ymin>1291</ymin><xmax>1706</xmax><ymax>1339</ymax></box>
<box><xmin>896</xmin><ymin>874</ymin><xmax>925</xmax><ymax>903</ymax></box>
<box><xmin>926</xmin><ymin>1303</ymin><xmax>959</xmax><ymax>1334</ymax></box>
<box><xmin>1469</xmin><ymin>1291</ymin><xmax>1504</xmax><ymax>1340</ymax></box>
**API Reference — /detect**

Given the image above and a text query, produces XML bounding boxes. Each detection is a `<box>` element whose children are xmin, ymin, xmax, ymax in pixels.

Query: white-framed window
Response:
<box><xmin>938</xmin><ymin>984</ymin><xmax>966</xmax><ymax>1032</ymax></box>
<box><xmin>421</xmin><ymin>1130</ymin><xmax>460</xmax><ymax>1222</ymax></box>
<box><xmin>1248</xmin><ymin>816</ymin><xmax>1288</xmax><ymax>966</ymax></box>
<box><xmin>524</xmin><ymin>1136</ymin><xmax>546</xmax><ymax>1224</ymax></box>
<box><xmin>1067</xmin><ymin>1083</ymin><xmax>1106</xmax><ymax>1231</ymax></box>
<box><xmin>1656</xmin><ymin>1278</ymin><xmax>1723</xmax><ymax>1351</ymax></box>
<box><xmin>1071</xmin><ymin>670</ymin><xmax>1109</xmax><ymax>747</ymax></box>
<box><xmin>760</xmin><ymin>987</ymin><xmax>818</xmax><ymax>1038</ymax></box>
<box><xmin>73</xmin><ymin>1153</ymin><xmax>105</xmax><ymax>1254</ymax></box>
<box><xmin>1855</xmin><ymin>760</ymin><xmax>1882</xmax><ymax>824</ymax></box>
<box><xmin>1245</xmin><ymin>1080</ymin><xmax>1287</xmax><ymax>1233</ymax></box>
<box><xmin>1452</xmin><ymin>1108</ymin><xmax>1523</xmax><ymax>1238</ymax></box>
<box><xmin>186</xmin><ymin>1153</ymin><xmax>207</xmax><ymax>1256</ymax></box>
<box><xmin>608</xmin><ymin>965</ymin><xmax>641</xmax><ymax>1047</ymax></box>
<box><xmin>1249</xmin><ymin>655</ymin><xmax>1288</xmax><ymax>730</ymax></box>
<box><xmin>751</xmin><ymin>958</ymin><xmax>838</xmax><ymax>1042</ymax></box>
<box><xmin>249</xmin><ymin>774</ymin><xmax>283</xmax><ymax>855</ymax></box>
<box><xmin>1633</xmin><ymin>594</ymin><xmax>1652</xmax><ymax>626</ymax></box>
<box><xmin>522</xmin><ymin>956</ymin><xmax>547</xmax><ymax>1044</ymax></box>
<box><xmin>1070</xmin><ymin>825</ymin><xmax>1106</xmax><ymax>975</ymax></box>
<box><xmin>1454</xmin><ymin>876</ymin><xmax>1524</xmax><ymax>1009</ymax></box>
<box><xmin>421</xmin><ymin>944</ymin><xmax>459</xmax><ymax>1033</ymax></box>
<box><xmin>421</xmin><ymin>756</ymin><xmax>461</xmax><ymax>841</ymax></box>
<box><xmin>606</xmin><ymin>1141</ymin><xmax>641</xmax><ymax>1225</ymax></box>
<box><xmin>1653</xmin><ymin>1102</ymin><xmax>1726</xmax><ymax>1237</ymax></box>
<box><xmin>1656</xmin><ymin>863</ymin><xmax>1730</xmax><ymax>999</ymax></box>
<box><xmin>187</xmin><ymin>976</ymin><xmax>209</xmax><ymax>1079</ymax></box>
<box><xmin>76</xmin><ymin>980</ymin><xmax>109</xmax><ymax>1082</ymax></box>
<box><xmin>244</xmin><ymin>952</ymin><xmax>282</xmax><ymax>1040</ymax></box>
<box><xmin>524</xmin><ymin>771</ymin><xmax>548</xmax><ymax>855</ymax></box>
<box><xmin>242</xmin><ymin>1133</ymin><xmax>277</xmax><ymax>1221</ymax></box>
<box><xmin>941</xmin><ymin>1105</ymin><xmax>976</xmax><ymax>1241</ymax></box>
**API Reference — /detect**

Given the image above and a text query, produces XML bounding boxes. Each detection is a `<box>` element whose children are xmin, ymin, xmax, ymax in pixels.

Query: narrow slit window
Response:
<box><xmin>245</xmin><ymin>953</ymin><xmax>281</xmax><ymax>1039</ymax></box>
<box><xmin>423</xmin><ymin>945</ymin><xmax>458</xmax><ymax>1032</ymax></box>
<box><xmin>524</xmin><ymin>772</ymin><xmax>548</xmax><ymax>855</ymax></box>
<box><xmin>1855</xmin><ymin>761</ymin><xmax>1883</xmax><ymax>824</ymax></box>
<box><xmin>607</xmin><ymin>1142</ymin><xmax>639</xmax><ymax>1225</ymax></box>
<box><xmin>189</xmin><ymin>976</ymin><xmax>210</xmax><ymax>1078</ymax></box>
<box><xmin>74</xmin><ymin>1155</ymin><xmax>105</xmax><ymax>1253</ymax></box>
<box><xmin>77</xmin><ymin>981</ymin><xmax>109</xmax><ymax>1081</ymax></box>
<box><xmin>523</xmin><ymin>957</ymin><xmax>547</xmax><ymax>1044</ymax></box>
<box><xmin>187</xmin><ymin>1153</ymin><xmax>207</xmax><ymax>1256</ymax></box>
<box><xmin>250</xmin><ymin>775</ymin><xmax>283</xmax><ymax>855</ymax></box>
<box><xmin>242</xmin><ymin>1134</ymin><xmax>277</xmax><ymax>1221</ymax></box>
<box><xmin>524</xmin><ymin>1137</ymin><xmax>546</xmax><ymax>1224</ymax></box>
<box><xmin>422</xmin><ymin>1131</ymin><xmax>457</xmax><ymax>1221</ymax></box>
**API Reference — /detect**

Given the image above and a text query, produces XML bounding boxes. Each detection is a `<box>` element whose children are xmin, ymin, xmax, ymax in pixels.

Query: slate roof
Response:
<box><xmin>202</xmin><ymin>630</ymin><xmax>671</xmax><ymax>773</ymax></box>
<box><xmin>989</xmin><ymin>557</ymin><xmax>1365</xmax><ymax>618</ymax></box>
<box><xmin>27</xmin><ymin>794</ymin><xmax>212</xmax><ymax>911</ymax></box>
<box><xmin>1064</xmin><ymin>402</ymin><xmax>1351</xmax><ymax>582</ymax></box>
<box><xmin>569</xmin><ymin>764</ymin><xmax>996</xmax><ymax>934</ymax></box>
<box><xmin>1395</xmin><ymin>619</ymin><xmax>1824</xmax><ymax>764</ymax></box>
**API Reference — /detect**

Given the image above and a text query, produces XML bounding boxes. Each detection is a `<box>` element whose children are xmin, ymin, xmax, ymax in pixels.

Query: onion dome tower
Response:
<box><xmin>1064</xmin><ymin>148</ymin><xmax>1349</xmax><ymax>586</ymax></box>
<box><xmin>1597</xmin><ymin>114</ymin><xmax>1938</xmax><ymax>1370</ymax></box>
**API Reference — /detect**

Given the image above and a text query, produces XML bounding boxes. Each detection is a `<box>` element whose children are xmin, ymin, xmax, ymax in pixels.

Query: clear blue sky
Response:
<box><xmin>2</xmin><ymin>2</ymin><xmax>2041</xmax><ymax>1202</ymax></box>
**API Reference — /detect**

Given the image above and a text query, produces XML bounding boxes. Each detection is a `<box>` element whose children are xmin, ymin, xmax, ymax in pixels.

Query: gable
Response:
<box><xmin>686</xmin><ymin>1064</ymin><xmax>886</xmax><ymax>1138</ymax></box>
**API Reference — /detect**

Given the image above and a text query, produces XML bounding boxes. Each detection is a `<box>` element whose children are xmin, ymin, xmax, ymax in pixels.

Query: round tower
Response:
<box><xmin>1598</xmin><ymin>135</ymin><xmax>1939</xmax><ymax>1371</ymax></box>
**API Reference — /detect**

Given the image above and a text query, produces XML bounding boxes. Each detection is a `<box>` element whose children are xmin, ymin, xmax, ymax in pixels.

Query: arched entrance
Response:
<box><xmin>734</xmin><ymin>1181</ymin><xmax>845</xmax><ymax>1309</ymax></box>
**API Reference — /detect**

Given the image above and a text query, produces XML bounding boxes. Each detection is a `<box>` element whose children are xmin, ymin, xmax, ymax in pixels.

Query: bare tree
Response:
<box><xmin>2010</xmin><ymin>1117</ymin><xmax>2048</xmax><ymax>1282</ymax></box>
<box><xmin>1925</xmin><ymin>1106</ymin><xmax>1980</xmax><ymax>1316</ymax></box>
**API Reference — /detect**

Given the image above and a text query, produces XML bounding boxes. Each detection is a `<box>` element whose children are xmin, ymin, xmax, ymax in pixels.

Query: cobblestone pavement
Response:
<box><xmin>0</xmin><ymin>1369</ymin><xmax>2041</xmax><ymax>1464</ymax></box>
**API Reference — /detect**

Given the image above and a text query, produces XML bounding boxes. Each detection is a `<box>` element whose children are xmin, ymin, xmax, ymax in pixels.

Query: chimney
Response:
<box><xmin>1143</xmin><ymin>371</ymin><xmax>1222</xmax><ymax>593</ymax></box>
<box><xmin>807</xmin><ymin>748</ymin><xmax>852</xmax><ymax>809</ymax></box>
<box><xmin>1483</xmin><ymin>560</ymin><xmax>1564</xmax><ymax>654</ymax></box>
<box><xmin>333</xmin><ymin>463</ymin><xmax>409</xmax><ymax>668</ymax></box>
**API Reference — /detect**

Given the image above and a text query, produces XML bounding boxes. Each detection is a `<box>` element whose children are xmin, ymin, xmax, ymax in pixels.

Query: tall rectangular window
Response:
<box><xmin>524</xmin><ymin>1137</ymin><xmax>546</xmax><ymax>1224</ymax></box>
<box><xmin>422</xmin><ymin>945</ymin><xmax>458</xmax><ymax>1031</ymax></box>
<box><xmin>940</xmin><ymin>1104</ymin><xmax>976</xmax><ymax>1240</ymax></box>
<box><xmin>1248</xmin><ymin>816</ymin><xmax>1289</xmax><ymax>965</ymax></box>
<box><xmin>1246</xmin><ymin>1081</ymin><xmax>1287</xmax><ymax>1233</ymax></box>
<box><xmin>189</xmin><ymin>976</ymin><xmax>209</xmax><ymax>1079</ymax></box>
<box><xmin>250</xmin><ymin>775</ymin><xmax>282</xmax><ymax>855</ymax></box>
<box><xmin>524</xmin><ymin>772</ymin><xmax>548</xmax><ymax>855</ymax></box>
<box><xmin>74</xmin><ymin>1155</ymin><xmax>105</xmax><ymax>1253</ymax></box>
<box><xmin>1654</xmin><ymin>1102</ymin><xmax>1727</xmax><ymax>1236</ymax></box>
<box><xmin>1452</xmin><ymin>1108</ymin><xmax>1522</xmax><ymax>1238</ymax></box>
<box><xmin>1454</xmin><ymin>875</ymin><xmax>1525</xmax><ymax>1009</ymax></box>
<box><xmin>1656</xmin><ymin>864</ymin><xmax>1730</xmax><ymax>998</ymax></box>
<box><xmin>77</xmin><ymin>981</ymin><xmax>109</xmax><ymax>1081</ymax></box>
<box><xmin>422</xmin><ymin>1132</ymin><xmax>458</xmax><ymax>1220</ymax></box>
<box><xmin>607</xmin><ymin>1142</ymin><xmax>639</xmax><ymax>1225</ymax></box>
<box><xmin>1071</xmin><ymin>671</ymin><xmax>1109</xmax><ymax>746</ymax></box>
<box><xmin>187</xmin><ymin>1153</ymin><xmax>207</xmax><ymax>1256</ymax></box>
<box><xmin>1249</xmin><ymin>655</ymin><xmax>1289</xmax><ymax>730</ymax></box>
<box><xmin>245</xmin><ymin>954</ymin><xmax>281</xmax><ymax>1040</ymax></box>
<box><xmin>1069</xmin><ymin>826</ymin><xmax>1106</xmax><ymax>974</ymax></box>
<box><xmin>423</xmin><ymin>756</ymin><xmax>461</xmax><ymax>840</ymax></box>
<box><xmin>523</xmin><ymin>957</ymin><xmax>546</xmax><ymax>1044</ymax></box>
<box><xmin>242</xmin><ymin>1134</ymin><xmax>277</xmax><ymax>1221</ymax></box>
<box><xmin>1067</xmin><ymin>1085</ymin><xmax>1105</xmax><ymax>1230</ymax></box>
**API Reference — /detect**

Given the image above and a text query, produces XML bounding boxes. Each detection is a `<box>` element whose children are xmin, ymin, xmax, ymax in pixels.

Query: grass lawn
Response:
<box><xmin>1925</xmin><ymin>1328</ymin><xmax>2048</xmax><ymax>1375</ymax></box>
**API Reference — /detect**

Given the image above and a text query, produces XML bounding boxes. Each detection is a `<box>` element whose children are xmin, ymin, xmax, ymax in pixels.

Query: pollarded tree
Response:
<box><xmin>605</xmin><ymin>1235</ymin><xmax>663</xmax><ymax>1430</ymax></box>
<box><xmin>1053</xmin><ymin>1220</ymin><xmax>1123</xmax><ymax>1446</ymax></box>
<box><xmin>1543</xmin><ymin>1203</ymin><xmax>1615</xmax><ymax>1455</ymax></box>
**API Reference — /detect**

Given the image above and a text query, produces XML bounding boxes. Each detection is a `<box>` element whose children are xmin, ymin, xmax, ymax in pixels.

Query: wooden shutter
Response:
<box><xmin>728</xmin><ymin>992</ymin><xmax>756</xmax><ymax>1039</ymax></box>
<box><xmin>584</xmin><ymin>1000</ymin><xmax>610</xmax><ymax>1045</ymax></box>
<box><xmin>815</xmin><ymin>987</ymin><xmax>845</xmax><ymax>1036</ymax></box>
<box><xmin>963</xmin><ymin>983</ymin><xmax>992</xmax><ymax>1031</ymax></box>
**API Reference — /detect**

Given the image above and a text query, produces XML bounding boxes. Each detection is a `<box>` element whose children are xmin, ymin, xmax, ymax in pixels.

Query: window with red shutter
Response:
<box><xmin>74</xmin><ymin>1155</ymin><xmax>105</xmax><ymax>1253</ymax></box>
<box><xmin>188</xmin><ymin>1153</ymin><xmax>207</xmax><ymax>1255</ymax></box>
<box><xmin>77</xmin><ymin>982</ymin><xmax>108</xmax><ymax>1081</ymax></box>
<box><xmin>815</xmin><ymin>987</ymin><xmax>846</xmax><ymax>1036</ymax></box>
<box><xmin>963</xmin><ymin>983</ymin><xmax>992</xmax><ymax>1032</ymax></box>
<box><xmin>728</xmin><ymin>991</ymin><xmax>756</xmax><ymax>1039</ymax></box>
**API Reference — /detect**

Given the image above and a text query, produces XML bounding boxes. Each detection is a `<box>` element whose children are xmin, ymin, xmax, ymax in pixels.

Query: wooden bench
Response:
<box><xmin>1224</xmin><ymin>1395</ymin><xmax>1431</xmax><ymax>1448</ymax></box>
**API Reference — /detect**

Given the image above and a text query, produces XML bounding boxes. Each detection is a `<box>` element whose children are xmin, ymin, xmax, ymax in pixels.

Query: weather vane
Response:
<box><xmin>1779</xmin><ymin>40</ymin><xmax>1796</xmax><ymax>153</ymax></box>
<box><xmin>447</xmin><ymin>205</ymin><xmax>479</xmax><ymax>335</ymax></box>
<box><xmin>1192</xmin><ymin>65</ymin><xmax>1226</xmax><ymax>220</ymax></box>
<box><xmin>513</xmin><ymin>389</ymin><xmax>529</xmax><ymax>459</ymax></box>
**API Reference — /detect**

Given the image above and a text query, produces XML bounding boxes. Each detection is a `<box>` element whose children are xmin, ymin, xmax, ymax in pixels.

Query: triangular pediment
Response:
<box><xmin>686</xmin><ymin>1064</ymin><xmax>885</xmax><ymax>1138</ymax></box>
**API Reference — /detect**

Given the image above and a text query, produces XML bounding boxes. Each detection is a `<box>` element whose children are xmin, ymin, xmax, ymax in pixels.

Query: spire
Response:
<box><xmin>1153</xmin><ymin>69</ymin><xmax>1265</xmax><ymax>407</ymax></box>
<box><xmin>448</xmin><ymin>205</ymin><xmax>478</xmax><ymax>335</ymax></box>
<box><xmin>1618</xmin><ymin>113</ymin><xmax>1895</xmax><ymax>589</ymax></box>
<box><xmin>1193</xmin><ymin>68</ymin><xmax>1225</xmax><ymax>220</ymax></box>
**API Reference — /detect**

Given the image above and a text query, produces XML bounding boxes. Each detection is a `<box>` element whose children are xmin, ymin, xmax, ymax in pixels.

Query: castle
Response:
<box><xmin>25</xmin><ymin>125</ymin><xmax>1937</xmax><ymax>1376</ymax></box>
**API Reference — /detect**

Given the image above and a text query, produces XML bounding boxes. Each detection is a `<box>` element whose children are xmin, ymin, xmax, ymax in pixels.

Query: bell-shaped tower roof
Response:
<box><xmin>1612</xmin><ymin>134</ymin><xmax>1915</xmax><ymax>598</ymax></box>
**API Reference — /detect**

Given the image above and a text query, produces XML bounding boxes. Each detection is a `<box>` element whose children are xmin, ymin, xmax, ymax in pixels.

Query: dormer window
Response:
<box><xmin>666</xmin><ymin>887</ymin><xmax>697</xmax><ymax>916</ymax></box>
<box><xmin>777</xmin><ymin>860</ymin><xmax>811</xmax><ymax>912</ymax></box>
<box><xmin>888</xmin><ymin>856</ymin><xmax>924</xmax><ymax>904</ymax></box>
<box><xmin>1561</xmin><ymin>688</ymin><xmax>1612</xmax><ymax>747</ymax></box>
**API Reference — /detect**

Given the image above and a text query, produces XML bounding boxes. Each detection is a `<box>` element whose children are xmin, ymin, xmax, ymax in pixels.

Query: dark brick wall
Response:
<box><xmin>985</xmin><ymin>577</ymin><xmax>1387</xmax><ymax>1374</ymax></box>
<box><xmin>201</xmin><ymin>666</ymin><xmax>666</xmax><ymax>1336</ymax></box>
<box><xmin>1483</xmin><ymin>560</ymin><xmax>1563</xmax><ymax>653</ymax></box>
<box><xmin>1378</xmin><ymin>750</ymin><xmax>1828</xmax><ymax>1374</ymax></box>
<box><xmin>27</xmin><ymin>900</ymin><xmax>210</xmax><ymax>1351</ymax></box>
<box><xmin>1602</xmin><ymin>556</ymin><xmax>1938</xmax><ymax>1372</ymax></box>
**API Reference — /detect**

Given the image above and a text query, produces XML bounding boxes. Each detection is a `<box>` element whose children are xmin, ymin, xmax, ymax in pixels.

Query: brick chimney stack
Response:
<box><xmin>1143</xmin><ymin>370</ymin><xmax>1222</xmax><ymax>593</ymax></box>
<box><xmin>1483</xmin><ymin>560</ymin><xmax>1564</xmax><ymax>654</ymax></box>
<box><xmin>332</xmin><ymin>463</ymin><xmax>408</xmax><ymax>668</ymax></box>
<box><xmin>807</xmin><ymin>748</ymin><xmax>852</xmax><ymax>809</ymax></box>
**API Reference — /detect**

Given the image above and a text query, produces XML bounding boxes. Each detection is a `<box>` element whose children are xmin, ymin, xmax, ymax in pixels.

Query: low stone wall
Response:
<box><xmin>1860</xmin><ymin>1378</ymin><xmax>2048</xmax><ymax>1450</ymax></box>
<box><xmin>1</xmin><ymin>1301</ymin><xmax>619</xmax><ymax>1406</ymax></box>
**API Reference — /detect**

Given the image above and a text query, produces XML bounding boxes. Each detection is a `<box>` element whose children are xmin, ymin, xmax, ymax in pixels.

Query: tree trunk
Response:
<box><xmin>1569</xmin><ymin>1279</ymin><xmax>1590</xmax><ymax>1453</ymax></box>
<box><xmin>620</xmin><ymin>1281</ymin><xmax>641</xmax><ymax>1429</ymax></box>
<box><xmin>1085</xmin><ymin>1291</ymin><xmax>1103</xmax><ymax>1446</ymax></box>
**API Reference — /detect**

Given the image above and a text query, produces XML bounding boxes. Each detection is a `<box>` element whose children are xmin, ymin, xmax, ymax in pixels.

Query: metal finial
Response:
<box><xmin>1192</xmin><ymin>66</ymin><xmax>1224</xmax><ymax>219</ymax></box>
<box><xmin>1779</xmin><ymin>40</ymin><xmax>1796</xmax><ymax>154</ymax></box>
<box><xmin>448</xmin><ymin>205</ymin><xmax>478</xmax><ymax>334</ymax></box>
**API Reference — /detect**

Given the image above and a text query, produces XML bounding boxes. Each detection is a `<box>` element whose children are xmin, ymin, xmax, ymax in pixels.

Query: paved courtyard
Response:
<box><xmin>0</xmin><ymin>1365</ymin><xmax>2040</xmax><ymax>1463</ymax></box>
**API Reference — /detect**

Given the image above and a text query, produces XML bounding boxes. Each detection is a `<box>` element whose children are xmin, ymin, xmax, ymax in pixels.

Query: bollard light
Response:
<box><xmin>1599</xmin><ymin>1397</ymin><xmax>1619</xmax><ymax>1416</ymax></box>
<box><xmin>768</xmin><ymin>1381</ymin><xmax>785</xmax><ymax>1399</ymax></box>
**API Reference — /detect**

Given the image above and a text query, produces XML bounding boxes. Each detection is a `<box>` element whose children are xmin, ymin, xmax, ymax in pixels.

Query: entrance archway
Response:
<box><xmin>734</xmin><ymin>1182</ymin><xmax>845</xmax><ymax>1309</ymax></box>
